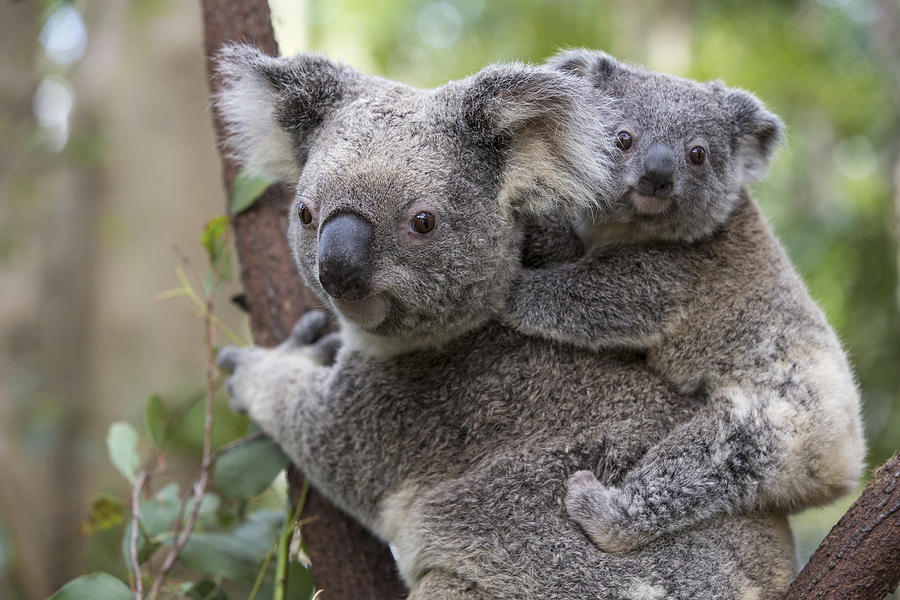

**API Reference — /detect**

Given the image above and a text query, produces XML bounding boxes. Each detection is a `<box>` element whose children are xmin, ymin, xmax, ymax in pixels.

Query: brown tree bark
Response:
<box><xmin>199</xmin><ymin>2</ymin><xmax>406</xmax><ymax>599</ymax></box>
<box><xmin>786</xmin><ymin>454</ymin><xmax>900</xmax><ymax>600</ymax></box>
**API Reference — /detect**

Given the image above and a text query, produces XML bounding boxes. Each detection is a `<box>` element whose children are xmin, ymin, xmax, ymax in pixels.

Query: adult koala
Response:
<box><xmin>215</xmin><ymin>45</ymin><xmax>795</xmax><ymax>600</ymax></box>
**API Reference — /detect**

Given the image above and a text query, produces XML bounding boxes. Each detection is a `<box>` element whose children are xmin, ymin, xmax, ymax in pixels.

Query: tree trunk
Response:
<box><xmin>199</xmin><ymin>2</ymin><xmax>406</xmax><ymax>599</ymax></box>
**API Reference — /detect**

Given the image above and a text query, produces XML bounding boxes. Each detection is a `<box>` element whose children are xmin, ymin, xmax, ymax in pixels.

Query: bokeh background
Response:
<box><xmin>1</xmin><ymin>0</ymin><xmax>898</xmax><ymax>598</ymax></box>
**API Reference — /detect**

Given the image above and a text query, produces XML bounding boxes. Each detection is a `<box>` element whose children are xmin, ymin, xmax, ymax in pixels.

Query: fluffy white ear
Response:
<box><xmin>723</xmin><ymin>87</ymin><xmax>785</xmax><ymax>182</ymax></box>
<box><xmin>214</xmin><ymin>44</ymin><xmax>360</xmax><ymax>181</ymax></box>
<box><xmin>460</xmin><ymin>64</ymin><xmax>618</xmax><ymax>216</ymax></box>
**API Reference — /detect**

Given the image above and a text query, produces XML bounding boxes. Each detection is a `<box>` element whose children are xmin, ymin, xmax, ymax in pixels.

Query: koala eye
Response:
<box><xmin>689</xmin><ymin>145</ymin><xmax>707</xmax><ymax>165</ymax></box>
<box><xmin>297</xmin><ymin>202</ymin><xmax>313</xmax><ymax>225</ymax></box>
<box><xmin>411</xmin><ymin>211</ymin><xmax>436</xmax><ymax>234</ymax></box>
<box><xmin>615</xmin><ymin>130</ymin><xmax>633</xmax><ymax>151</ymax></box>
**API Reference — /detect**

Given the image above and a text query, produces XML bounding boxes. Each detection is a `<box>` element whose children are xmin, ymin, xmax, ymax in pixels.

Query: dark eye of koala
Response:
<box><xmin>411</xmin><ymin>211</ymin><xmax>435</xmax><ymax>234</ymax></box>
<box><xmin>297</xmin><ymin>202</ymin><xmax>313</xmax><ymax>225</ymax></box>
<box><xmin>615</xmin><ymin>130</ymin><xmax>633</xmax><ymax>151</ymax></box>
<box><xmin>689</xmin><ymin>145</ymin><xmax>707</xmax><ymax>165</ymax></box>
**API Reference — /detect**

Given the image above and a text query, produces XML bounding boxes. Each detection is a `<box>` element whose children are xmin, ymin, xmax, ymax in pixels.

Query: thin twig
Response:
<box><xmin>130</xmin><ymin>471</ymin><xmax>149</xmax><ymax>600</ymax></box>
<box><xmin>275</xmin><ymin>480</ymin><xmax>310</xmax><ymax>600</ymax></box>
<box><xmin>146</xmin><ymin>295</ymin><xmax>218</xmax><ymax>600</ymax></box>
<box><xmin>247</xmin><ymin>537</ymin><xmax>280</xmax><ymax>600</ymax></box>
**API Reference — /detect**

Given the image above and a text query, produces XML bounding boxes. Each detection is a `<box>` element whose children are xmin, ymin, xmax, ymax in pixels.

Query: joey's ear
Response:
<box><xmin>724</xmin><ymin>87</ymin><xmax>785</xmax><ymax>182</ymax></box>
<box><xmin>546</xmin><ymin>49</ymin><xmax>621</xmax><ymax>88</ymax></box>
<box><xmin>214</xmin><ymin>44</ymin><xmax>361</xmax><ymax>181</ymax></box>
<box><xmin>460</xmin><ymin>64</ymin><xmax>617</xmax><ymax>215</ymax></box>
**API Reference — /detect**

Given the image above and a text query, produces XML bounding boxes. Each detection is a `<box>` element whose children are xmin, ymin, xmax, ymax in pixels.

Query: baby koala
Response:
<box><xmin>505</xmin><ymin>49</ymin><xmax>865</xmax><ymax>553</ymax></box>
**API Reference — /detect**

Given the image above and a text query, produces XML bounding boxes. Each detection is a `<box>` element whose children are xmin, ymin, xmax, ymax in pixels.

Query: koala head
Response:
<box><xmin>549</xmin><ymin>49</ymin><xmax>785</xmax><ymax>242</ymax></box>
<box><xmin>216</xmin><ymin>45</ymin><xmax>616</xmax><ymax>350</ymax></box>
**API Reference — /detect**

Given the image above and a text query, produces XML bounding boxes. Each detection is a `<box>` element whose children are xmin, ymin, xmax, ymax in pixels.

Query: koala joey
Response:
<box><xmin>505</xmin><ymin>49</ymin><xmax>865</xmax><ymax>554</ymax></box>
<box><xmin>216</xmin><ymin>45</ymin><xmax>797</xmax><ymax>599</ymax></box>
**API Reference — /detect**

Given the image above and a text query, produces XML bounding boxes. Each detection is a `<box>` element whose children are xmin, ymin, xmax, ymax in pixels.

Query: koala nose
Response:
<box><xmin>639</xmin><ymin>144</ymin><xmax>676</xmax><ymax>197</ymax></box>
<box><xmin>318</xmin><ymin>212</ymin><xmax>374</xmax><ymax>302</ymax></box>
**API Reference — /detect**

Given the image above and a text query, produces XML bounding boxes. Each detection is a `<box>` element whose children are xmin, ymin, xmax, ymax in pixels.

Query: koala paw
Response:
<box><xmin>217</xmin><ymin>311</ymin><xmax>336</xmax><ymax>421</ymax></box>
<box><xmin>288</xmin><ymin>311</ymin><xmax>342</xmax><ymax>365</ymax></box>
<box><xmin>565</xmin><ymin>470</ymin><xmax>645</xmax><ymax>553</ymax></box>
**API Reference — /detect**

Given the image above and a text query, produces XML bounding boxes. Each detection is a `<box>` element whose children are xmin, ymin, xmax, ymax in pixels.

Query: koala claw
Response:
<box><xmin>217</xmin><ymin>345</ymin><xmax>260</xmax><ymax>372</ymax></box>
<box><xmin>289</xmin><ymin>310</ymin><xmax>331</xmax><ymax>346</ymax></box>
<box><xmin>226</xmin><ymin>381</ymin><xmax>249</xmax><ymax>416</ymax></box>
<box><xmin>311</xmin><ymin>331</ymin><xmax>343</xmax><ymax>365</ymax></box>
<box><xmin>565</xmin><ymin>471</ymin><xmax>644</xmax><ymax>553</ymax></box>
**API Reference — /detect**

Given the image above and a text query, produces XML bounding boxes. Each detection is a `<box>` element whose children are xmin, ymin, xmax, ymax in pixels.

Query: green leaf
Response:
<box><xmin>285</xmin><ymin>561</ymin><xmax>315</xmax><ymax>600</ymax></box>
<box><xmin>188</xmin><ymin>580</ymin><xmax>228</xmax><ymax>600</ymax></box>
<box><xmin>120</xmin><ymin>482</ymin><xmax>179</xmax><ymax>567</ymax></box>
<box><xmin>48</xmin><ymin>573</ymin><xmax>132</xmax><ymax>600</ymax></box>
<box><xmin>229</xmin><ymin>168</ymin><xmax>273</xmax><ymax>215</ymax></box>
<box><xmin>213</xmin><ymin>436</ymin><xmax>289</xmax><ymax>500</ymax></box>
<box><xmin>201</xmin><ymin>215</ymin><xmax>233</xmax><ymax>291</ymax></box>
<box><xmin>175</xmin><ymin>510</ymin><xmax>284</xmax><ymax>582</ymax></box>
<box><xmin>106</xmin><ymin>422</ymin><xmax>140</xmax><ymax>484</ymax></box>
<box><xmin>145</xmin><ymin>395</ymin><xmax>166</xmax><ymax>449</ymax></box>
<box><xmin>81</xmin><ymin>495</ymin><xmax>124</xmax><ymax>535</ymax></box>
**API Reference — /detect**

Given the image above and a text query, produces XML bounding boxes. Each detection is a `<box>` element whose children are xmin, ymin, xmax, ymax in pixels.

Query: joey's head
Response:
<box><xmin>216</xmin><ymin>45</ymin><xmax>616</xmax><ymax>350</ymax></box>
<box><xmin>549</xmin><ymin>49</ymin><xmax>785</xmax><ymax>242</ymax></box>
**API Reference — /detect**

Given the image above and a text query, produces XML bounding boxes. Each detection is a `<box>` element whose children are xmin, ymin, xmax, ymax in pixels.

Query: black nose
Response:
<box><xmin>639</xmin><ymin>144</ymin><xmax>676</xmax><ymax>196</ymax></box>
<box><xmin>318</xmin><ymin>212</ymin><xmax>374</xmax><ymax>301</ymax></box>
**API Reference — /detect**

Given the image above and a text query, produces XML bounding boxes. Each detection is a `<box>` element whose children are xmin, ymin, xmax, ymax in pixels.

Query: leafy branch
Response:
<box><xmin>49</xmin><ymin>216</ymin><xmax>312</xmax><ymax>600</ymax></box>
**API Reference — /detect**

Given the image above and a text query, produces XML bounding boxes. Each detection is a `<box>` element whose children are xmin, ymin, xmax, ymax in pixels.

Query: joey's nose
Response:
<box><xmin>318</xmin><ymin>212</ymin><xmax>374</xmax><ymax>302</ymax></box>
<box><xmin>639</xmin><ymin>144</ymin><xmax>676</xmax><ymax>197</ymax></box>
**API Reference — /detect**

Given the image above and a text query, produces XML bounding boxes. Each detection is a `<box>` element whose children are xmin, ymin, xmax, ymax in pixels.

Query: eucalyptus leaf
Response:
<box><xmin>230</xmin><ymin>168</ymin><xmax>273</xmax><ymax>215</ymax></box>
<box><xmin>106</xmin><ymin>422</ymin><xmax>140</xmax><ymax>484</ymax></box>
<box><xmin>213</xmin><ymin>435</ymin><xmax>289</xmax><ymax>500</ymax></box>
<box><xmin>48</xmin><ymin>573</ymin><xmax>132</xmax><ymax>600</ymax></box>
<box><xmin>201</xmin><ymin>215</ymin><xmax>233</xmax><ymax>290</ymax></box>
<box><xmin>81</xmin><ymin>495</ymin><xmax>124</xmax><ymax>535</ymax></box>
<box><xmin>145</xmin><ymin>394</ymin><xmax>166</xmax><ymax>449</ymax></box>
<box><xmin>174</xmin><ymin>510</ymin><xmax>283</xmax><ymax>581</ymax></box>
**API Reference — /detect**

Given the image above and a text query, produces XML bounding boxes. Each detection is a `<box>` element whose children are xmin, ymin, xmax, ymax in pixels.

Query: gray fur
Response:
<box><xmin>216</xmin><ymin>45</ymin><xmax>797</xmax><ymax>599</ymax></box>
<box><xmin>505</xmin><ymin>49</ymin><xmax>865</xmax><ymax>553</ymax></box>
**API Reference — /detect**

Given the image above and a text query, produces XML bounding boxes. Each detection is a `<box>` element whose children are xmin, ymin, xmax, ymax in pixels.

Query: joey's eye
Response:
<box><xmin>615</xmin><ymin>130</ymin><xmax>633</xmax><ymax>151</ymax></box>
<box><xmin>297</xmin><ymin>202</ymin><xmax>313</xmax><ymax>225</ymax></box>
<box><xmin>689</xmin><ymin>146</ymin><xmax>707</xmax><ymax>165</ymax></box>
<box><xmin>411</xmin><ymin>211</ymin><xmax>435</xmax><ymax>234</ymax></box>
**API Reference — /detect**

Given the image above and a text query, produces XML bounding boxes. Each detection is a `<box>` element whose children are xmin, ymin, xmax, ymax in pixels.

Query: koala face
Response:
<box><xmin>216</xmin><ymin>46</ymin><xmax>617</xmax><ymax>348</ymax></box>
<box><xmin>549</xmin><ymin>50</ymin><xmax>785</xmax><ymax>242</ymax></box>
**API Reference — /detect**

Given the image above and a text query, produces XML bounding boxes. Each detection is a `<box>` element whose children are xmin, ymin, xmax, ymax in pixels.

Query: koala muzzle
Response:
<box><xmin>639</xmin><ymin>144</ymin><xmax>676</xmax><ymax>197</ymax></box>
<box><xmin>318</xmin><ymin>212</ymin><xmax>375</xmax><ymax>302</ymax></box>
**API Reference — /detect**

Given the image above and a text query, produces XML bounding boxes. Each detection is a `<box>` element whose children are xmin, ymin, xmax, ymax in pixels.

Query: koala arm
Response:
<box><xmin>519</xmin><ymin>213</ymin><xmax>585</xmax><ymax>268</ymax></box>
<box><xmin>218</xmin><ymin>312</ymin><xmax>336</xmax><ymax>463</ymax></box>
<box><xmin>505</xmin><ymin>242</ymin><xmax>695</xmax><ymax>351</ymax></box>
<box><xmin>567</xmin><ymin>354</ymin><xmax>864</xmax><ymax>553</ymax></box>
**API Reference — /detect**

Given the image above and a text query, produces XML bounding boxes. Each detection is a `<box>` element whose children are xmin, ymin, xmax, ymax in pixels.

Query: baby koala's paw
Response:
<box><xmin>565</xmin><ymin>470</ymin><xmax>646</xmax><ymax>553</ymax></box>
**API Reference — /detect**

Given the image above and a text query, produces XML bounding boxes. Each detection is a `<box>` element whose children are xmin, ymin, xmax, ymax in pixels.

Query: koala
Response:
<box><xmin>215</xmin><ymin>45</ymin><xmax>797</xmax><ymax>599</ymax></box>
<box><xmin>503</xmin><ymin>49</ymin><xmax>865</xmax><ymax>554</ymax></box>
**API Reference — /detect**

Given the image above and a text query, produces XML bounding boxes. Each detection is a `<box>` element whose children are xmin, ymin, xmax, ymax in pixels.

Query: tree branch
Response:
<box><xmin>787</xmin><ymin>454</ymin><xmax>900</xmax><ymax>600</ymax></box>
<box><xmin>199</xmin><ymin>2</ymin><xmax>406</xmax><ymax>598</ymax></box>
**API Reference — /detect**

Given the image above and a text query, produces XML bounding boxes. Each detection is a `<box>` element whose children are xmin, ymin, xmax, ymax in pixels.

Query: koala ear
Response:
<box><xmin>546</xmin><ymin>49</ymin><xmax>620</xmax><ymax>88</ymax></box>
<box><xmin>214</xmin><ymin>44</ymin><xmax>360</xmax><ymax>181</ymax></box>
<box><xmin>460</xmin><ymin>64</ymin><xmax>616</xmax><ymax>215</ymax></box>
<box><xmin>724</xmin><ymin>87</ymin><xmax>785</xmax><ymax>182</ymax></box>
